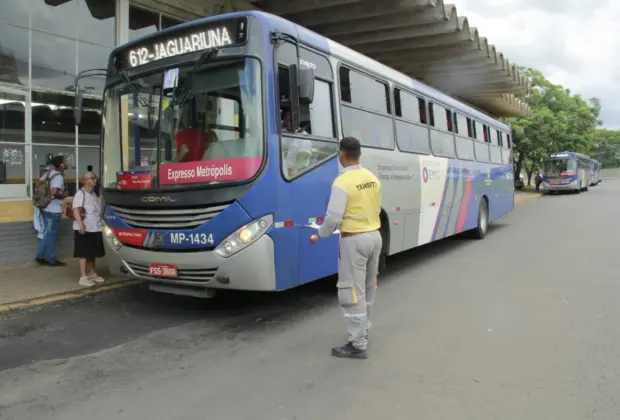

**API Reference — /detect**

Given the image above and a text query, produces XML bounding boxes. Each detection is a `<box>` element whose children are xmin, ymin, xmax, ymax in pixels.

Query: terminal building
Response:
<box><xmin>0</xmin><ymin>0</ymin><xmax>530</xmax><ymax>266</ymax></box>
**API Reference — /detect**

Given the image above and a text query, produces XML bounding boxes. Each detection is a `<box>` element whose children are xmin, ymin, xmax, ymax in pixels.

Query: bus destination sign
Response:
<box><xmin>121</xmin><ymin>17</ymin><xmax>247</xmax><ymax>69</ymax></box>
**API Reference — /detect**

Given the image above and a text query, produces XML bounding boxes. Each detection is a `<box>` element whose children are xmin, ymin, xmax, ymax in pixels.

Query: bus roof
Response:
<box><xmin>261</xmin><ymin>12</ymin><xmax>510</xmax><ymax>131</ymax></box>
<box><xmin>548</xmin><ymin>151</ymin><xmax>591</xmax><ymax>160</ymax></box>
<box><xmin>115</xmin><ymin>10</ymin><xmax>510</xmax><ymax>132</ymax></box>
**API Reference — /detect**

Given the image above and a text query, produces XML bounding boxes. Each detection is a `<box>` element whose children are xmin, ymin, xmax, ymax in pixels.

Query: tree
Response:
<box><xmin>590</xmin><ymin>129</ymin><xmax>620</xmax><ymax>168</ymax></box>
<box><xmin>503</xmin><ymin>68</ymin><xmax>602</xmax><ymax>176</ymax></box>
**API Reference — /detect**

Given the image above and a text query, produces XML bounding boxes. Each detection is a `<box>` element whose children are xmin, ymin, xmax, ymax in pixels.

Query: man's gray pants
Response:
<box><xmin>337</xmin><ymin>230</ymin><xmax>382</xmax><ymax>351</ymax></box>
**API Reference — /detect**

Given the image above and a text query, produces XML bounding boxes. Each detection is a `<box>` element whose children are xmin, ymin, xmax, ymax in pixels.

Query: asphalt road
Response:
<box><xmin>2</xmin><ymin>182</ymin><xmax>620</xmax><ymax>420</ymax></box>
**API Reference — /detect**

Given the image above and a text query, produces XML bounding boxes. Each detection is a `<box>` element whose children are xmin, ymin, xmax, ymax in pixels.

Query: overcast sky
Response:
<box><xmin>456</xmin><ymin>0</ymin><xmax>619</xmax><ymax>129</ymax></box>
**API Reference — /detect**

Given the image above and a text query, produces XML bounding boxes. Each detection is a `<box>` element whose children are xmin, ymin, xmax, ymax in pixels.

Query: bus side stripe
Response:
<box><xmin>442</xmin><ymin>164</ymin><xmax>462</xmax><ymax>238</ymax></box>
<box><xmin>431</xmin><ymin>163</ymin><xmax>452</xmax><ymax>241</ymax></box>
<box><xmin>456</xmin><ymin>169</ymin><xmax>472</xmax><ymax>233</ymax></box>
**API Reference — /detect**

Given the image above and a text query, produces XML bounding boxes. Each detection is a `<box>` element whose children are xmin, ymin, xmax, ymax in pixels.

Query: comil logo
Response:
<box><xmin>141</xmin><ymin>196</ymin><xmax>176</xmax><ymax>203</ymax></box>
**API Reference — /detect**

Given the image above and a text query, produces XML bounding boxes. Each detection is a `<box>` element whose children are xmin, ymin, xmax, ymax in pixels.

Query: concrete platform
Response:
<box><xmin>0</xmin><ymin>259</ymin><xmax>136</xmax><ymax>312</ymax></box>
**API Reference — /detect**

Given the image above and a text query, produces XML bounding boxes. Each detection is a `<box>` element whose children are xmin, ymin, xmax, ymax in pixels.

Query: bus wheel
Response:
<box><xmin>470</xmin><ymin>199</ymin><xmax>489</xmax><ymax>240</ymax></box>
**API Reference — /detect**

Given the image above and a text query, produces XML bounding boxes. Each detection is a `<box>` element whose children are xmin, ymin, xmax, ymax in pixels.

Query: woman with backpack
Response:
<box><xmin>71</xmin><ymin>171</ymin><xmax>105</xmax><ymax>287</ymax></box>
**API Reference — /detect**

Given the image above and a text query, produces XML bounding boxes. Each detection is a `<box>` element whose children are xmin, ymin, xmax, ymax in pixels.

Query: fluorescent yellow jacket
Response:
<box><xmin>318</xmin><ymin>165</ymin><xmax>381</xmax><ymax>237</ymax></box>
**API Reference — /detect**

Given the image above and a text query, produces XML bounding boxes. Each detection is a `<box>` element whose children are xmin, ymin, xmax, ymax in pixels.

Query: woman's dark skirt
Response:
<box><xmin>73</xmin><ymin>230</ymin><xmax>106</xmax><ymax>259</ymax></box>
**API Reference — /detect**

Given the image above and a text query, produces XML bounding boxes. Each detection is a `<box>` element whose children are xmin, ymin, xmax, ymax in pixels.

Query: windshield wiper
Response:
<box><xmin>117</xmin><ymin>69</ymin><xmax>150</xmax><ymax>107</ymax></box>
<box><xmin>169</xmin><ymin>48</ymin><xmax>219</xmax><ymax>108</ymax></box>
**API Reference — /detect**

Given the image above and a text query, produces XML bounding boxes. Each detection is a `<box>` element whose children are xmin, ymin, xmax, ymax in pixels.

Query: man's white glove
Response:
<box><xmin>306</xmin><ymin>222</ymin><xmax>340</xmax><ymax>235</ymax></box>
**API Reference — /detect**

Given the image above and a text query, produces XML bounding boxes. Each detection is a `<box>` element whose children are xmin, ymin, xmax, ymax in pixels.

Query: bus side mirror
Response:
<box><xmin>74</xmin><ymin>90</ymin><xmax>83</xmax><ymax>126</ymax></box>
<box><xmin>298</xmin><ymin>67</ymin><xmax>314</xmax><ymax>105</ymax></box>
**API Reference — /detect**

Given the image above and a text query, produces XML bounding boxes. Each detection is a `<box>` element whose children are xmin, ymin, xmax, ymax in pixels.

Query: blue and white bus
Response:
<box><xmin>543</xmin><ymin>151</ymin><xmax>592</xmax><ymax>194</ymax></box>
<box><xmin>590</xmin><ymin>159</ymin><xmax>602</xmax><ymax>186</ymax></box>
<box><xmin>75</xmin><ymin>11</ymin><xmax>515</xmax><ymax>298</ymax></box>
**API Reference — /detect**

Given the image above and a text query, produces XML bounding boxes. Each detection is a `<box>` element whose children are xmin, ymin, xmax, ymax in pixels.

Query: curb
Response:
<box><xmin>0</xmin><ymin>279</ymin><xmax>142</xmax><ymax>313</ymax></box>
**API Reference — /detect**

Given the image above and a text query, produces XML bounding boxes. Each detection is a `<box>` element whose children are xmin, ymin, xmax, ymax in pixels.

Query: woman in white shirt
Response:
<box><xmin>72</xmin><ymin>171</ymin><xmax>106</xmax><ymax>287</ymax></box>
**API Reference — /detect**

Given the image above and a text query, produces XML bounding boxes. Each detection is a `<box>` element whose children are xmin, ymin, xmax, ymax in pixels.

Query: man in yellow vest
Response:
<box><xmin>318</xmin><ymin>137</ymin><xmax>382</xmax><ymax>359</ymax></box>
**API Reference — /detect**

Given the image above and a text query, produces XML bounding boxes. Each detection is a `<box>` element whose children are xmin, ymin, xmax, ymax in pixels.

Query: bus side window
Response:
<box><xmin>309</xmin><ymin>79</ymin><xmax>335</xmax><ymax>138</ymax></box>
<box><xmin>339</xmin><ymin>65</ymin><xmax>393</xmax><ymax>150</ymax></box>
<box><xmin>453</xmin><ymin>112</ymin><xmax>459</xmax><ymax>134</ymax></box>
<box><xmin>394</xmin><ymin>88</ymin><xmax>402</xmax><ymax>117</ymax></box>
<box><xmin>393</xmin><ymin>88</ymin><xmax>431</xmax><ymax>155</ymax></box>
<box><xmin>428</xmin><ymin>102</ymin><xmax>435</xmax><ymax>126</ymax></box>
<box><xmin>339</xmin><ymin>67</ymin><xmax>351</xmax><ymax>103</ymax></box>
<box><xmin>446</xmin><ymin>109</ymin><xmax>453</xmax><ymax>132</ymax></box>
<box><xmin>279</xmin><ymin>45</ymin><xmax>340</xmax><ymax>179</ymax></box>
<box><xmin>418</xmin><ymin>97</ymin><xmax>427</xmax><ymax>124</ymax></box>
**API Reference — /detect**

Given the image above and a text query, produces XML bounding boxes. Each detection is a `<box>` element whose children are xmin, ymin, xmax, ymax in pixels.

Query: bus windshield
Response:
<box><xmin>543</xmin><ymin>158</ymin><xmax>577</xmax><ymax>176</ymax></box>
<box><xmin>101</xmin><ymin>58</ymin><xmax>263</xmax><ymax>190</ymax></box>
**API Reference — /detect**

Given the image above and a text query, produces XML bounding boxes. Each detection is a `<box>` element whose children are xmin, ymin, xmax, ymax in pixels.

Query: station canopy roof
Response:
<box><xmin>136</xmin><ymin>0</ymin><xmax>532</xmax><ymax>118</ymax></box>
<box><xmin>255</xmin><ymin>0</ymin><xmax>531</xmax><ymax>118</ymax></box>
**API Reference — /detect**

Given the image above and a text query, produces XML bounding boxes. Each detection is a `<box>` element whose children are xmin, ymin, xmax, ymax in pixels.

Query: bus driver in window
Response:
<box><xmin>174</xmin><ymin>108</ymin><xmax>219</xmax><ymax>163</ymax></box>
<box><xmin>281</xmin><ymin>107</ymin><xmax>313</xmax><ymax>177</ymax></box>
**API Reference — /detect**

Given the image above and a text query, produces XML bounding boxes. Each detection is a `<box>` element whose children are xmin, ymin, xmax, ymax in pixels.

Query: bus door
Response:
<box><xmin>274</xmin><ymin>39</ymin><xmax>340</xmax><ymax>285</ymax></box>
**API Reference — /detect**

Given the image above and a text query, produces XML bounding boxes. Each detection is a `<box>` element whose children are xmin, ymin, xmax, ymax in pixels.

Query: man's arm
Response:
<box><xmin>175</xmin><ymin>144</ymin><xmax>189</xmax><ymax>162</ymax></box>
<box><xmin>318</xmin><ymin>184</ymin><xmax>347</xmax><ymax>238</ymax></box>
<box><xmin>50</xmin><ymin>175</ymin><xmax>66</xmax><ymax>198</ymax></box>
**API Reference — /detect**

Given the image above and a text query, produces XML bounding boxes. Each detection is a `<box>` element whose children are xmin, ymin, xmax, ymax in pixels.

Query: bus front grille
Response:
<box><xmin>126</xmin><ymin>262</ymin><xmax>217</xmax><ymax>283</ymax></box>
<box><xmin>109</xmin><ymin>203</ymin><xmax>230</xmax><ymax>230</ymax></box>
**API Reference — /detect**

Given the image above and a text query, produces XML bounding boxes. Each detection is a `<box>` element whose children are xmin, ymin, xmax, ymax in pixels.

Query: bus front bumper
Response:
<box><xmin>543</xmin><ymin>180</ymin><xmax>579</xmax><ymax>191</ymax></box>
<box><xmin>103</xmin><ymin>233</ymin><xmax>277</xmax><ymax>294</ymax></box>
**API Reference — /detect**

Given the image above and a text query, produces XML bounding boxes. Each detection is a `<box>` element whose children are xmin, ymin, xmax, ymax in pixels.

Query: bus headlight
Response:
<box><xmin>103</xmin><ymin>225</ymin><xmax>122</xmax><ymax>251</ymax></box>
<box><xmin>215</xmin><ymin>214</ymin><xmax>273</xmax><ymax>258</ymax></box>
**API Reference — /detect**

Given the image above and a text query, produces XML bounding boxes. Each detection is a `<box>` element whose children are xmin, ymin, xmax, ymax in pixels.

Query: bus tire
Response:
<box><xmin>470</xmin><ymin>199</ymin><xmax>489</xmax><ymax>240</ymax></box>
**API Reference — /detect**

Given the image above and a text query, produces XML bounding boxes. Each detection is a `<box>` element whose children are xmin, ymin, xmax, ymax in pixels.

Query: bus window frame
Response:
<box><xmin>391</xmin><ymin>84</ymin><xmax>432</xmax><ymax>156</ymax></box>
<box><xmin>335</xmin><ymin>61</ymin><xmax>396</xmax><ymax>152</ymax></box>
<box><xmin>101</xmin><ymin>53</ymin><xmax>269</xmax><ymax>193</ymax></box>
<box><xmin>274</xmin><ymin>40</ymin><xmax>340</xmax><ymax>182</ymax></box>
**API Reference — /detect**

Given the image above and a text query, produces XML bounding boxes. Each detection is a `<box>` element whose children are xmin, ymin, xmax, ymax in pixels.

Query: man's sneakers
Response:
<box><xmin>331</xmin><ymin>342</ymin><xmax>368</xmax><ymax>359</ymax></box>
<box><xmin>35</xmin><ymin>257</ymin><xmax>47</xmax><ymax>265</ymax></box>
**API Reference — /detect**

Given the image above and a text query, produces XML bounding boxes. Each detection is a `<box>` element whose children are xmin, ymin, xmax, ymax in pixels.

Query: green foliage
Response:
<box><xmin>589</xmin><ymin>129</ymin><xmax>620</xmax><ymax>168</ymax></box>
<box><xmin>502</xmin><ymin>68</ymin><xmax>603</xmax><ymax>171</ymax></box>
